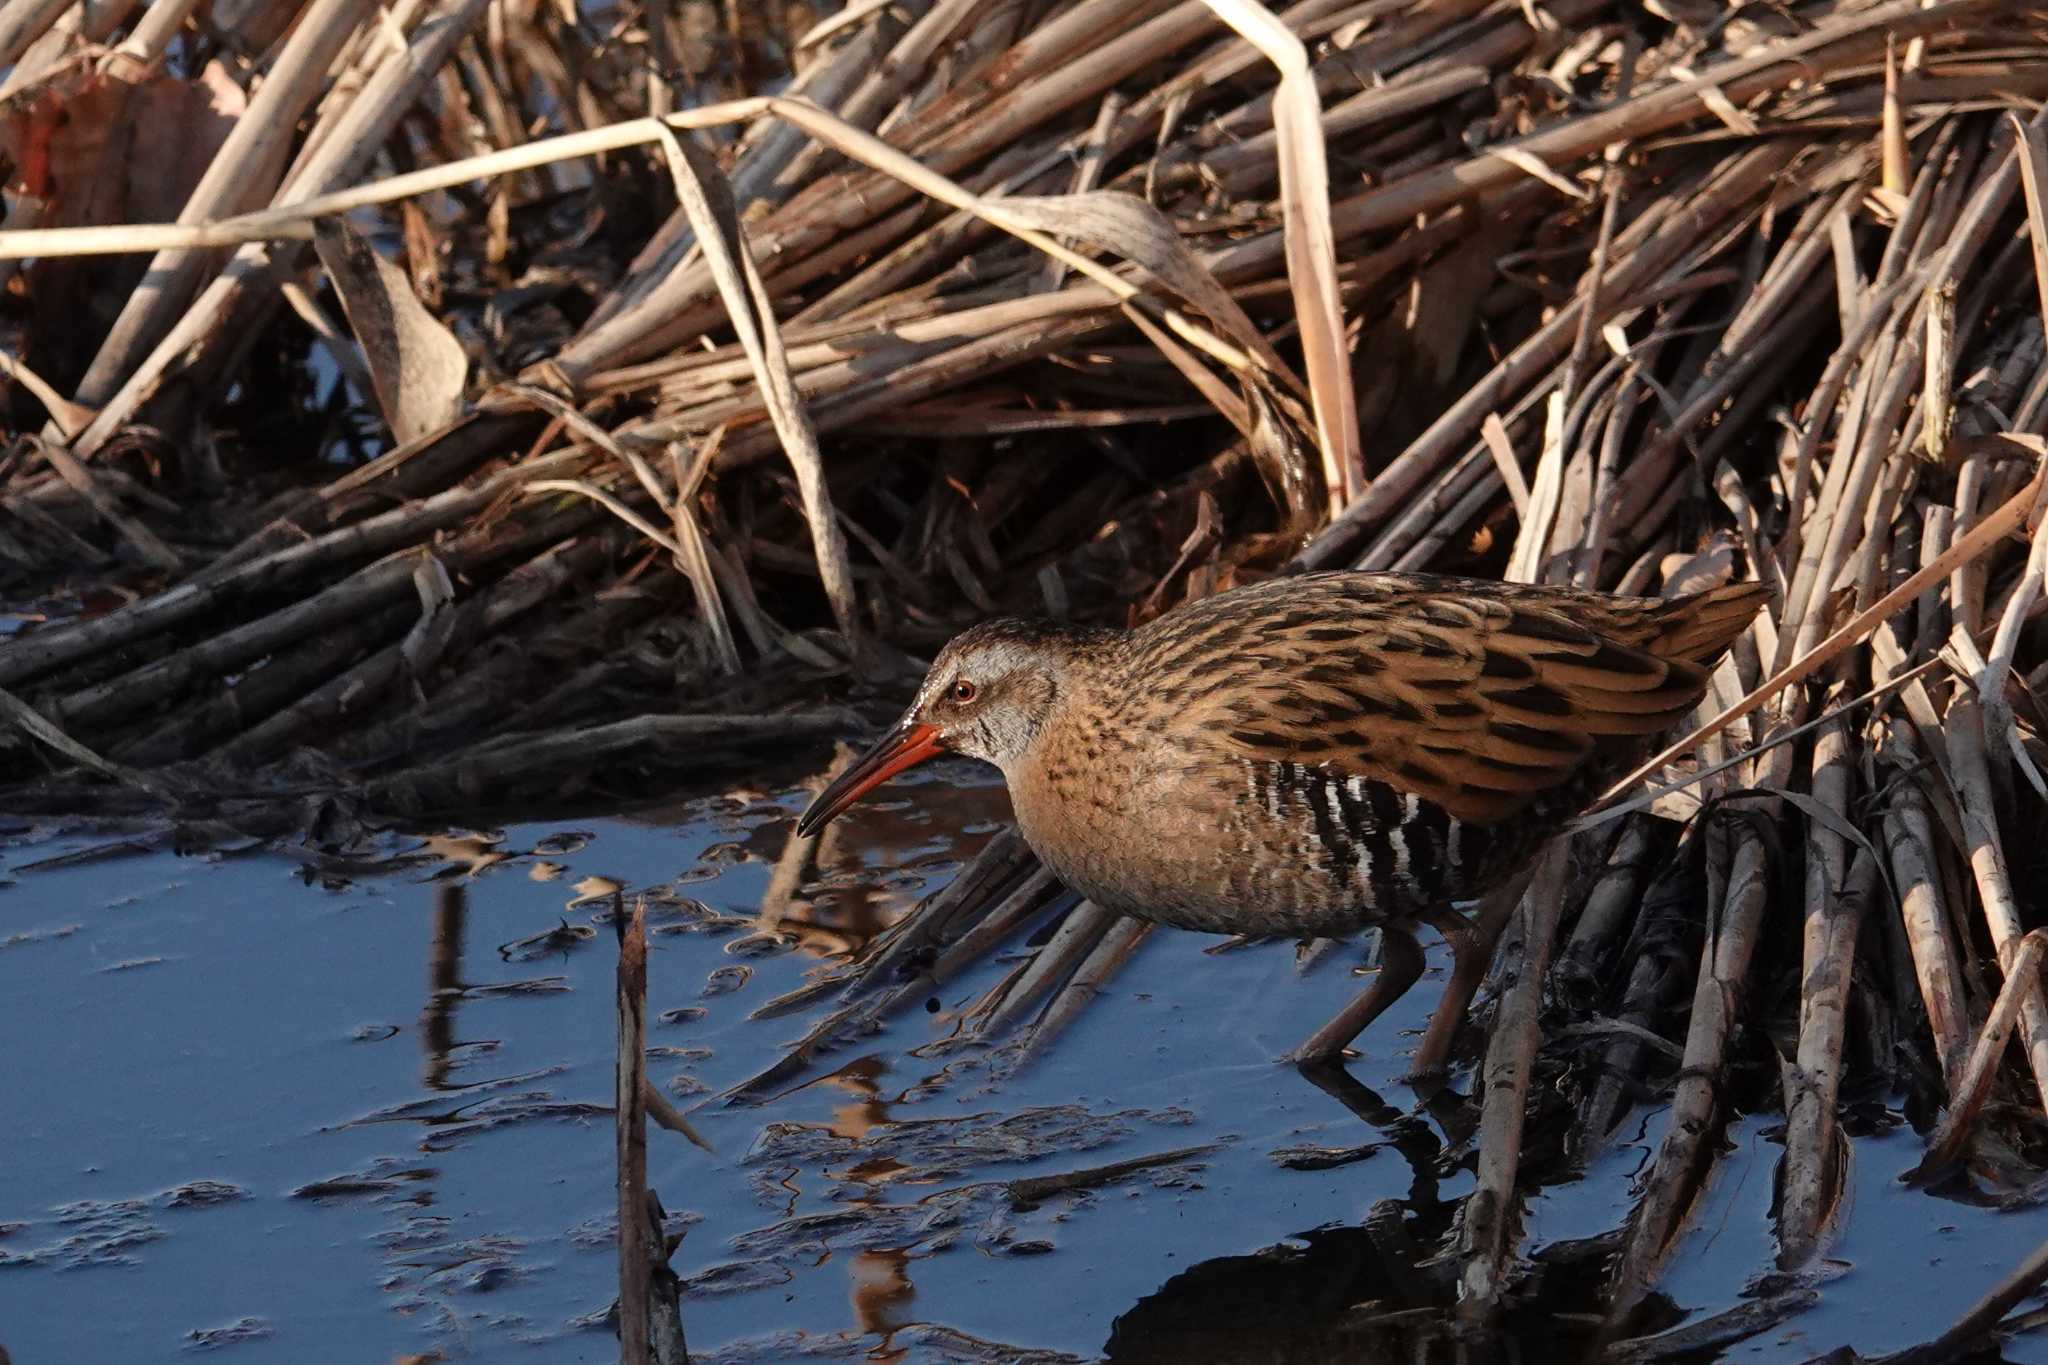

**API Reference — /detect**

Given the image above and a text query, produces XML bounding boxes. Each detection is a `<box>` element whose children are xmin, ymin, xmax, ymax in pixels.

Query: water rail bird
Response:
<box><xmin>798</xmin><ymin>571</ymin><xmax>1768</xmax><ymax>1069</ymax></box>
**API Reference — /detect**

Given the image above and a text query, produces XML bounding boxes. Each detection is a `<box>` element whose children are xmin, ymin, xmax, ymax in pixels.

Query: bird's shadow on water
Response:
<box><xmin>1099</xmin><ymin>1062</ymin><xmax>1616</xmax><ymax>1364</ymax></box>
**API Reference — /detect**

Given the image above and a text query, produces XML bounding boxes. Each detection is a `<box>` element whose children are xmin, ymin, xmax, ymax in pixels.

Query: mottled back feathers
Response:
<box><xmin>1115</xmin><ymin>572</ymin><xmax>1766</xmax><ymax>826</ymax></box>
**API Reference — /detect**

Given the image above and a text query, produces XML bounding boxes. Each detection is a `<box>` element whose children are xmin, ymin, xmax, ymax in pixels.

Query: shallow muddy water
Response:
<box><xmin>3</xmin><ymin>752</ymin><xmax>2046</xmax><ymax>1362</ymax></box>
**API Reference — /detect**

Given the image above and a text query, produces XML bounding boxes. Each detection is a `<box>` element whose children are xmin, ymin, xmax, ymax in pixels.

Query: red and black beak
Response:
<box><xmin>796</xmin><ymin>719</ymin><xmax>947</xmax><ymax>837</ymax></box>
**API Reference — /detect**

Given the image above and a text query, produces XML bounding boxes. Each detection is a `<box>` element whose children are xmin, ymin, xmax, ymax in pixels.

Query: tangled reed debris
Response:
<box><xmin>1</xmin><ymin>0</ymin><xmax>2047</xmax><ymax>1351</ymax></box>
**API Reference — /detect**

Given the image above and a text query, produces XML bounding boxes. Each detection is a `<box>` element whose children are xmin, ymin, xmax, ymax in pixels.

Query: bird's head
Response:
<box><xmin>795</xmin><ymin>618</ymin><xmax>1104</xmax><ymax>836</ymax></box>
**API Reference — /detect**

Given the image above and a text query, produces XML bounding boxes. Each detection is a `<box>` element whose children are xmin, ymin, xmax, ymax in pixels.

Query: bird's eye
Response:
<box><xmin>950</xmin><ymin>679</ymin><xmax>978</xmax><ymax>703</ymax></box>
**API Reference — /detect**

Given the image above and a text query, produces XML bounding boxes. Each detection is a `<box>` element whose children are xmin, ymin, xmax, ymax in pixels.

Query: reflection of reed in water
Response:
<box><xmin>758</xmin><ymin>744</ymin><xmax>1011</xmax><ymax>964</ymax></box>
<box><xmin>420</xmin><ymin>883</ymin><xmax>466</xmax><ymax>1091</ymax></box>
<box><xmin>820</xmin><ymin>1054</ymin><xmax>894</xmax><ymax>1144</ymax></box>
<box><xmin>849</xmin><ymin>1247</ymin><xmax>915</xmax><ymax>1360</ymax></box>
<box><xmin>817</xmin><ymin>1036</ymin><xmax>915</xmax><ymax>1359</ymax></box>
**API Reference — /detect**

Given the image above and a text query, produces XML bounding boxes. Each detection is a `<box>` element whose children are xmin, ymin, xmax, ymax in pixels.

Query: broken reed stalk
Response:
<box><xmin>1568</xmin><ymin>826</ymin><xmax>1671</xmax><ymax>1151</ymax></box>
<box><xmin>1005</xmin><ymin>1143</ymin><xmax>1222</xmax><ymax>1209</ymax></box>
<box><xmin>1602</xmin><ymin>806</ymin><xmax>1777</xmax><ymax>1335</ymax></box>
<box><xmin>1779</xmin><ymin>839</ymin><xmax>1878</xmax><ymax>1269</ymax></box>
<box><xmin>615</xmin><ymin>894</ymin><xmax>652</xmax><ymax>1365</ymax></box>
<box><xmin>422</xmin><ymin>882</ymin><xmax>464</xmax><ymax>1091</ymax></box>
<box><xmin>1557</xmin><ymin>819</ymin><xmax>1655</xmax><ymax>1000</ymax></box>
<box><xmin>0</xmin><ymin>679</ymin><xmax>177</xmax><ymax>801</ymax></box>
<box><xmin>1195</xmin><ymin>0</ymin><xmax>1360</xmax><ymax>509</ymax></box>
<box><xmin>723</xmin><ymin>831</ymin><xmax>1054</xmax><ymax>1104</ymax></box>
<box><xmin>1016</xmin><ymin>917</ymin><xmax>1154</xmax><ymax>1065</ymax></box>
<box><xmin>1918</xmin><ymin>929</ymin><xmax>2048</xmax><ymax>1176</ymax></box>
<box><xmin>0</xmin><ymin>98</ymin><xmax>773</xmax><ymax>259</ymax></box>
<box><xmin>1948</xmin><ymin>696</ymin><xmax>2048</xmax><ymax>1115</ymax></box>
<box><xmin>1882</xmin><ymin>514</ymin><xmax>1973</xmax><ymax>1096</ymax></box>
<box><xmin>1610</xmin><ymin>1292</ymin><xmax>1826</xmax><ymax>1364</ymax></box>
<box><xmin>1883</xmin><ymin>742</ymin><xmax>1971</xmax><ymax>1095</ymax></box>
<box><xmin>979</xmin><ymin>900</ymin><xmax>1120</xmax><ymax>1037</ymax></box>
<box><xmin>1459</xmin><ymin>842</ymin><xmax>1569</xmax><ymax>1326</ymax></box>
<box><xmin>609</xmin><ymin>894</ymin><xmax>689</xmax><ymax>1362</ymax></box>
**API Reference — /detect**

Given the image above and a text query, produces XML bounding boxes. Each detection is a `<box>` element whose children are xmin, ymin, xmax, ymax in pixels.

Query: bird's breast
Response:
<box><xmin>1007</xmin><ymin>739</ymin><xmax>1418</xmax><ymax>939</ymax></box>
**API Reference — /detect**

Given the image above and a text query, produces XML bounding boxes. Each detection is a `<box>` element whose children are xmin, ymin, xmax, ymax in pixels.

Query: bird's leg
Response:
<box><xmin>1288</xmin><ymin>920</ymin><xmax>1427</xmax><ymax>1067</ymax></box>
<box><xmin>1408</xmin><ymin>869</ymin><xmax>1533</xmax><ymax>1078</ymax></box>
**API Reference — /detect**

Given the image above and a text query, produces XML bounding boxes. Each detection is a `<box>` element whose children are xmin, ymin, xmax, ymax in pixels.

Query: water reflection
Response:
<box><xmin>1293</xmin><ymin>1066</ymin><xmax>1459</xmax><ymax>1214</ymax></box>
<box><xmin>797</xmin><ymin>1053</ymin><xmax>883</xmax><ymax>1130</ymax></box>
<box><xmin>637</xmin><ymin>752</ymin><xmax>1011</xmax><ymax>969</ymax></box>
<box><xmin>848</xmin><ymin>1246</ymin><xmax>916</xmax><ymax>1361</ymax></box>
<box><xmin>815</xmin><ymin>1058</ymin><xmax>914</xmax><ymax>1186</ymax></box>
<box><xmin>420</xmin><ymin>883</ymin><xmax>465</xmax><ymax>1091</ymax></box>
<box><xmin>12</xmin><ymin>764</ymin><xmax>2029</xmax><ymax>1364</ymax></box>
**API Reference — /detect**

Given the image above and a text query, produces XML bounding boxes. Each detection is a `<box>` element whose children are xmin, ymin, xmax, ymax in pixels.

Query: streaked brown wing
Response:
<box><xmin>1141</xmin><ymin>575</ymin><xmax>1721</xmax><ymax>826</ymax></box>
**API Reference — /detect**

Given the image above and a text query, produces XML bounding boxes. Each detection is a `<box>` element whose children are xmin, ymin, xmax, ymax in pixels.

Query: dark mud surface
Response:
<box><xmin>3</xmin><ymin>755</ymin><xmax>2046</xmax><ymax>1362</ymax></box>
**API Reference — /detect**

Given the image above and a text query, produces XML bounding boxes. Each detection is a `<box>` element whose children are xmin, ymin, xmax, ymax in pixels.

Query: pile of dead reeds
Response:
<box><xmin>3</xmin><ymin>0</ymin><xmax>2048</xmax><ymax>1351</ymax></box>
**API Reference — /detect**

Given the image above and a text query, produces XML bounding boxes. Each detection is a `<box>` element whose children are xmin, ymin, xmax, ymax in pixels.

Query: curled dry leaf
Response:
<box><xmin>989</xmin><ymin>190</ymin><xmax>1295</xmax><ymax>386</ymax></box>
<box><xmin>312</xmin><ymin>217</ymin><xmax>468</xmax><ymax>444</ymax></box>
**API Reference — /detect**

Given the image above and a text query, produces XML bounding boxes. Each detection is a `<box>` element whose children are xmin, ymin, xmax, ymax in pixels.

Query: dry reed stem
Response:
<box><xmin>1779</xmin><ymin>830</ymin><xmax>1877</xmax><ymax>1269</ymax></box>
<box><xmin>0</xmin><ymin>100</ymin><xmax>775</xmax><ymax>260</ymax></box>
<box><xmin>1918</xmin><ymin>929</ymin><xmax>2048</xmax><ymax>1175</ymax></box>
<box><xmin>31</xmin><ymin>438</ymin><xmax>181</xmax><ymax>571</ymax></box>
<box><xmin>1603</xmin><ymin>1290</ymin><xmax>1822</xmax><ymax>1364</ymax></box>
<box><xmin>1600</xmin><ymin>815</ymin><xmax>1773</xmax><ymax>1336</ymax></box>
<box><xmin>762</xmin><ymin>96</ymin><xmax>1267</xmax><ymax>382</ymax></box>
<box><xmin>1557</xmin><ymin>820</ymin><xmax>1656</xmax><ymax>1005</ymax></box>
<box><xmin>1197</xmin><ymin>0</ymin><xmax>1359</xmax><ymax>509</ymax></box>
<box><xmin>1458</xmin><ymin>841</ymin><xmax>1569</xmax><ymax>1326</ymax></box>
<box><xmin>981</xmin><ymin>901</ymin><xmax>1120</xmax><ymax>1038</ymax></box>
<box><xmin>0</xmin><ymin>680</ymin><xmax>177</xmax><ymax>800</ymax></box>
<box><xmin>652</xmin><ymin>126</ymin><xmax>862</xmax><ymax>653</ymax></box>
<box><xmin>742</xmin><ymin>827</ymin><xmax>1044</xmax><ymax>1037</ymax></box>
<box><xmin>1884</xmin><ymin>723</ymin><xmax>1972</xmax><ymax>1094</ymax></box>
<box><xmin>643</xmin><ymin>1080</ymin><xmax>714</xmax><ymax>1156</ymax></box>
<box><xmin>928</xmin><ymin>868</ymin><xmax>1065</xmax><ymax>986</ymax></box>
<box><xmin>1017</xmin><ymin>917</ymin><xmax>1154</xmax><ymax>1065</ymax></box>
<box><xmin>508</xmin><ymin>387</ymin><xmax>739</xmax><ymax>675</ymax></box>
<box><xmin>1947</xmin><ymin>695</ymin><xmax>2048</xmax><ymax>1113</ymax></box>
<box><xmin>615</xmin><ymin>896</ymin><xmax>651</xmax><ymax>1365</ymax></box>
<box><xmin>1602</xmin><ymin>448</ymin><xmax>2045</xmax><ymax>806</ymax></box>
<box><xmin>0</xmin><ymin>350</ymin><xmax>88</xmax><ymax>437</ymax></box>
